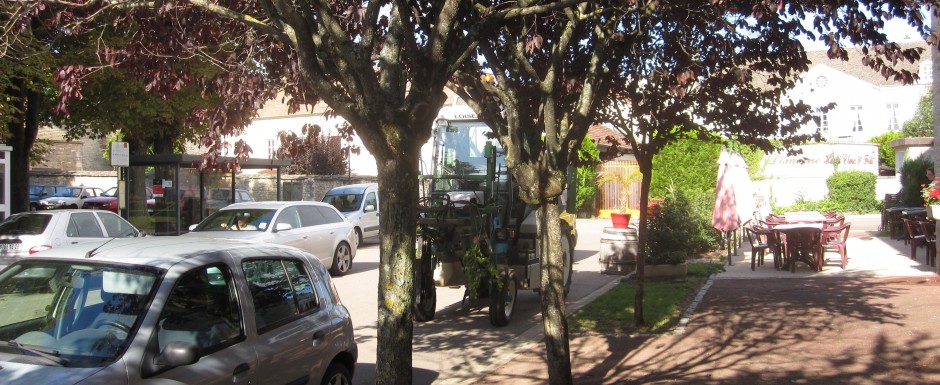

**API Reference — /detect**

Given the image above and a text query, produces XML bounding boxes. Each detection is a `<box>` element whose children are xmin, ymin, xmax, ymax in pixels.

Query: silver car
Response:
<box><xmin>183</xmin><ymin>201</ymin><xmax>357</xmax><ymax>276</ymax></box>
<box><xmin>0</xmin><ymin>237</ymin><xmax>357</xmax><ymax>384</ymax></box>
<box><xmin>37</xmin><ymin>186</ymin><xmax>105</xmax><ymax>210</ymax></box>
<box><xmin>0</xmin><ymin>210</ymin><xmax>143</xmax><ymax>270</ymax></box>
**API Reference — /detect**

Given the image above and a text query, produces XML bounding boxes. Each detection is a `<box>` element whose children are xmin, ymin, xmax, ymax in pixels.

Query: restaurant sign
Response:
<box><xmin>762</xmin><ymin>143</ymin><xmax>878</xmax><ymax>179</ymax></box>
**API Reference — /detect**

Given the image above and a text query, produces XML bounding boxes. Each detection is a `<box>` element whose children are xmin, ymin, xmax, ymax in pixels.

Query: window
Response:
<box><xmin>275</xmin><ymin>206</ymin><xmax>303</xmax><ymax>230</ymax></box>
<box><xmin>817</xmin><ymin>109</ymin><xmax>829</xmax><ymax>131</ymax></box>
<box><xmin>67</xmin><ymin>212</ymin><xmax>104</xmax><ymax>238</ymax></box>
<box><xmin>850</xmin><ymin>105</ymin><xmax>864</xmax><ymax>132</ymax></box>
<box><xmin>98</xmin><ymin>212</ymin><xmax>137</xmax><ymax>237</ymax></box>
<box><xmin>242</xmin><ymin>259</ymin><xmax>320</xmax><ymax>334</ymax></box>
<box><xmin>315</xmin><ymin>206</ymin><xmax>344</xmax><ymax>224</ymax></box>
<box><xmin>364</xmin><ymin>192</ymin><xmax>377</xmax><ymax>211</ymax></box>
<box><xmin>298</xmin><ymin>205</ymin><xmax>325</xmax><ymax>227</ymax></box>
<box><xmin>886</xmin><ymin>102</ymin><xmax>899</xmax><ymax>131</ymax></box>
<box><xmin>157</xmin><ymin>265</ymin><xmax>243</xmax><ymax>356</ymax></box>
<box><xmin>267</xmin><ymin>139</ymin><xmax>277</xmax><ymax>159</ymax></box>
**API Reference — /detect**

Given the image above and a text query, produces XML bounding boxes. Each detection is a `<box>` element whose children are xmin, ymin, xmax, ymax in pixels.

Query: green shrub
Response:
<box><xmin>899</xmin><ymin>153</ymin><xmax>932</xmax><ymax>207</ymax></box>
<box><xmin>651</xmin><ymin>139</ymin><xmax>722</xmax><ymax>199</ymax></box>
<box><xmin>869</xmin><ymin>131</ymin><xmax>903</xmax><ymax>171</ymax></box>
<box><xmin>574</xmin><ymin>138</ymin><xmax>600</xmax><ymax>215</ymax></box>
<box><xmin>646</xmin><ymin>188</ymin><xmax>720</xmax><ymax>265</ymax></box>
<box><xmin>825</xmin><ymin>170</ymin><xmax>879</xmax><ymax>213</ymax></box>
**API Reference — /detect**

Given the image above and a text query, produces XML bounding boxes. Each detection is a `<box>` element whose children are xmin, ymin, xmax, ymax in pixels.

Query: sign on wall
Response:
<box><xmin>762</xmin><ymin>143</ymin><xmax>879</xmax><ymax>179</ymax></box>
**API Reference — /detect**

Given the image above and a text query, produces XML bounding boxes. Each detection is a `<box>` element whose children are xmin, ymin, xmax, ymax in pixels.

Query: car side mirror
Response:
<box><xmin>188</xmin><ymin>224</ymin><xmax>198</xmax><ymax>231</ymax></box>
<box><xmin>274</xmin><ymin>223</ymin><xmax>293</xmax><ymax>232</ymax></box>
<box><xmin>364</xmin><ymin>204</ymin><xmax>376</xmax><ymax>212</ymax></box>
<box><xmin>81</xmin><ymin>195</ymin><xmax>88</xmax><ymax>199</ymax></box>
<box><xmin>153</xmin><ymin>341</ymin><xmax>199</xmax><ymax>371</ymax></box>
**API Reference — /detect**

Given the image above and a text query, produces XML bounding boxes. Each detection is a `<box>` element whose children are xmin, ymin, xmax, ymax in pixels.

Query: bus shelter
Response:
<box><xmin>124</xmin><ymin>154</ymin><xmax>289</xmax><ymax>236</ymax></box>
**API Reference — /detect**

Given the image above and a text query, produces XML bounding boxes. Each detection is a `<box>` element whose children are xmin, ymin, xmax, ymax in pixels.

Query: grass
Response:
<box><xmin>569</xmin><ymin>260</ymin><xmax>726</xmax><ymax>335</ymax></box>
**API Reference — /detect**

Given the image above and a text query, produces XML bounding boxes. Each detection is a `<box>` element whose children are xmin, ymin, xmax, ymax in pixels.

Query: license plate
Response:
<box><xmin>0</xmin><ymin>244</ymin><xmax>19</xmax><ymax>251</ymax></box>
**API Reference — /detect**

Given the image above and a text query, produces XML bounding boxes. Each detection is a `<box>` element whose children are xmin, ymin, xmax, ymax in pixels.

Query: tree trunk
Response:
<box><xmin>374</xmin><ymin>152</ymin><xmax>420</xmax><ymax>385</ymax></box>
<box><xmin>537</xmin><ymin>200</ymin><xmax>573</xmax><ymax>385</ymax></box>
<box><xmin>7</xmin><ymin>83</ymin><xmax>41</xmax><ymax>215</ymax></box>
<box><xmin>634</xmin><ymin>157</ymin><xmax>653</xmax><ymax>326</ymax></box>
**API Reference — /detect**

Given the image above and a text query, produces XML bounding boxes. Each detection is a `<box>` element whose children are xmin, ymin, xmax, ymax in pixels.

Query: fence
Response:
<box><xmin>595</xmin><ymin>160</ymin><xmax>641</xmax><ymax>218</ymax></box>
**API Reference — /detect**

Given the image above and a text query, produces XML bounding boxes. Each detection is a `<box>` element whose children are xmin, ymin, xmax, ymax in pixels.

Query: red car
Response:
<box><xmin>82</xmin><ymin>187</ymin><xmax>155</xmax><ymax>213</ymax></box>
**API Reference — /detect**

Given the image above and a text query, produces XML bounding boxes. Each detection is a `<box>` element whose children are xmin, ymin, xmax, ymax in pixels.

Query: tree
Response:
<box><xmin>599</xmin><ymin>1</ymin><xmax>935</xmax><ymax>325</ymax></box>
<box><xmin>275</xmin><ymin>124</ymin><xmax>357</xmax><ymax>175</ymax></box>
<box><xmin>449</xmin><ymin>3</ymin><xmax>631</xmax><ymax>382</ymax></box>
<box><xmin>21</xmin><ymin>2</ymin><xmax>588</xmax><ymax>383</ymax></box>
<box><xmin>902</xmin><ymin>91</ymin><xmax>933</xmax><ymax>137</ymax></box>
<box><xmin>1</xmin><ymin>1</ymin><xmax>60</xmax><ymax>213</ymax></box>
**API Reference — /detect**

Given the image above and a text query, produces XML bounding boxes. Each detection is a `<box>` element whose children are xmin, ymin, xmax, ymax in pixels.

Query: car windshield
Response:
<box><xmin>101</xmin><ymin>187</ymin><xmax>117</xmax><ymax>197</ymax></box>
<box><xmin>52</xmin><ymin>188</ymin><xmax>81</xmax><ymax>198</ymax></box>
<box><xmin>193</xmin><ymin>208</ymin><xmax>275</xmax><ymax>231</ymax></box>
<box><xmin>0</xmin><ymin>213</ymin><xmax>52</xmax><ymax>236</ymax></box>
<box><xmin>0</xmin><ymin>261</ymin><xmax>161</xmax><ymax>367</ymax></box>
<box><xmin>323</xmin><ymin>193</ymin><xmax>363</xmax><ymax>213</ymax></box>
<box><xmin>28</xmin><ymin>186</ymin><xmax>44</xmax><ymax>195</ymax></box>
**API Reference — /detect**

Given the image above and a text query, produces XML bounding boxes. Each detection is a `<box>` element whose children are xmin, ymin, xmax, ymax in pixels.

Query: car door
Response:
<box><xmin>297</xmin><ymin>205</ymin><xmax>335</xmax><ymax>265</ymax></box>
<box><xmin>242</xmin><ymin>258</ymin><xmax>335</xmax><ymax>385</ymax></box>
<box><xmin>269</xmin><ymin>206</ymin><xmax>311</xmax><ymax>252</ymax></box>
<box><xmin>59</xmin><ymin>211</ymin><xmax>107</xmax><ymax>247</ymax></box>
<box><xmin>141</xmin><ymin>263</ymin><xmax>257</xmax><ymax>385</ymax></box>
<box><xmin>360</xmin><ymin>190</ymin><xmax>380</xmax><ymax>238</ymax></box>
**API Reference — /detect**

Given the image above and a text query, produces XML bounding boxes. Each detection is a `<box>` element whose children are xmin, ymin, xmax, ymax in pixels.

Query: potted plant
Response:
<box><xmin>923</xmin><ymin>182</ymin><xmax>940</xmax><ymax>219</ymax></box>
<box><xmin>596</xmin><ymin>168</ymin><xmax>642</xmax><ymax>228</ymax></box>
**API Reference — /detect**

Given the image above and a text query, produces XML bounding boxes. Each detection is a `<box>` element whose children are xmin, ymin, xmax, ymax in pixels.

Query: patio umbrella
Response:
<box><xmin>712</xmin><ymin>149</ymin><xmax>755</xmax><ymax>264</ymax></box>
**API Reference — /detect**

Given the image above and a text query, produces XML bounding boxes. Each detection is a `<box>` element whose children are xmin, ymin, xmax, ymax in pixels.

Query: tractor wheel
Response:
<box><xmin>489</xmin><ymin>273</ymin><xmax>517</xmax><ymax>327</ymax></box>
<box><xmin>563</xmin><ymin>236</ymin><xmax>573</xmax><ymax>296</ymax></box>
<box><xmin>413</xmin><ymin>239</ymin><xmax>437</xmax><ymax>322</ymax></box>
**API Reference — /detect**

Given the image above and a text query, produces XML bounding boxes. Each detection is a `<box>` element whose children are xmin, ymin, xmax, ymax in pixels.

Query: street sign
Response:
<box><xmin>110</xmin><ymin>142</ymin><xmax>129</xmax><ymax>167</ymax></box>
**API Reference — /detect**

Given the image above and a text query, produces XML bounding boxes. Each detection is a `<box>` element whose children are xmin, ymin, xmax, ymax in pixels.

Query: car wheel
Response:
<box><xmin>355</xmin><ymin>227</ymin><xmax>363</xmax><ymax>247</ymax></box>
<box><xmin>329</xmin><ymin>242</ymin><xmax>353</xmax><ymax>276</ymax></box>
<box><xmin>320</xmin><ymin>362</ymin><xmax>352</xmax><ymax>385</ymax></box>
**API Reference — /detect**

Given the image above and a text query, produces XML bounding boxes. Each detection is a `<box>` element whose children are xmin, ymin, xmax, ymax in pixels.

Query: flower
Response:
<box><xmin>922</xmin><ymin>183</ymin><xmax>940</xmax><ymax>206</ymax></box>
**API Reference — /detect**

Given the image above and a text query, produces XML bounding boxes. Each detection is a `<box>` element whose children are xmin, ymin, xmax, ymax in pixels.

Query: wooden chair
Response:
<box><xmin>745</xmin><ymin>227</ymin><xmax>772</xmax><ymax>271</ymax></box>
<box><xmin>880</xmin><ymin>194</ymin><xmax>899</xmax><ymax>232</ymax></box>
<box><xmin>888</xmin><ymin>208</ymin><xmax>907</xmax><ymax>242</ymax></box>
<box><xmin>780</xmin><ymin>227</ymin><xmax>823</xmax><ymax>273</ymax></box>
<box><xmin>916</xmin><ymin>220</ymin><xmax>937</xmax><ymax>267</ymax></box>
<box><xmin>821</xmin><ymin>222</ymin><xmax>851</xmax><ymax>269</ymax></box>
<box><xmin>902</xmin><ymin>218</ymin><xmax>928</xmax><ymax>262</ymax></box>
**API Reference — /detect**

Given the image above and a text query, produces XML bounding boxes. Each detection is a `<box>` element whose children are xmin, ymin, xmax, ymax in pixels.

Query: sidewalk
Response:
<box><xmin>470</xmin><ymin>214</ymin><xmax>940</xmax><ymax>384</ymax></box>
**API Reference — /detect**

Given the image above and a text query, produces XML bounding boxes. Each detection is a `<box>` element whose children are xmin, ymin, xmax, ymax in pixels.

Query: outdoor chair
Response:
<box><xmin>823</xmin><ymin>210</ymin><xmax>840</xmax><ymax>218</ymax></box>
<box><xmin>881</xmin><ymin>194</ymin><xmax>899</xmax><ymax>232</ymax></box>
<box><xmin>902</xmin><ymin>218</ymin><xmax>928</xmax><ymax>262</ymax></box>
<box><xmin>780</xmin><ymin>227</ymin><xmax>823</xmax><ymax>273</ymax></box>
<box><xmin>745</xmin><ymin>226</ymin><xmax>773</xmax><ymax>271</ymax></box>
<box><xmin>821</xmin><ymin>222</ymin><xmax>851</xmax><ymax>270</ymax></box>
<box><xmin>888</xmin><ymin>208</ymin><xmax>907</xmax><ymax>242</ymax></box>
<box><xmin>822</xmin><ymin>215</ymin><xmax>845</xmax><ymax>228</ymax></box>
<box><xmin>916</xmin><ymin>220</ymin><xmax>937</xmax><ymax>267</ymax></box>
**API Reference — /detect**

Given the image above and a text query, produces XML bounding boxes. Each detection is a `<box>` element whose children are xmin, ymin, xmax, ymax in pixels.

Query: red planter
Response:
<box><xmin>611</xmin><ymin>212</ymin><xmax>631</xmax><ymax>229</ymax></box>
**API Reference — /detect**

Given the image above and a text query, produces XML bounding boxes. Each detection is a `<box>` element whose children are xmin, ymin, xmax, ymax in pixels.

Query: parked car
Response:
<box><xmin>37</xmin><ymin>186</ymin><xmax>105</xmax><ymax>210</ymax></box>
<box><xmin>322</xmin><ymin>183</ymin><xmax>380</xmax><ymax>246</ymax></box>
<box><xmin>82</xmin><ymin>187</ymin><xmax>156</xmax><ymax>213</ymax></box>
<box><xmin>0</xmin><ymin>209</ymin><xmax>143</xmax><ymax>269</ymax></box>
<box><xmin>206</xmin><ymin>188</ymin><xmax>254</xmax><ymax>212</ymax></box>
<box><xmin>183</xmin><ymin>201</ymin><xmax>357</xmax><ymax>275</ymax></box>
<box><xmin>28</xmin><ymin>184</ymin><xmax>67</xmax><ymax>211</ymax></box>
<box><xmin>0</xmin><ymin>237</ymin><xmax>357</xmax><ymax>385</ymax></box>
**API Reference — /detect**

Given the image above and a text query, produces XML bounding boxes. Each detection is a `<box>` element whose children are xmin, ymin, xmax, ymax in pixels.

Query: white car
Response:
<box><xmin>183</xmin><ymin>201</ymin><xmax>358</xmax><ymax>276</ymax></box>
<box><xmin>322</xmin><ymin>183</ymin><xmax>380</xmax><ymax>245</ymax></box>
<box><xmin>0</xmin><ymin>209</ymin><xmax>144</xmax><ymax>270</ymax></box>
<box><xmin>37</xmin><ymin>186</ymin><xmax>105</xmax><ymax>210</ymax></box>
<box><xmin>0</xmin><ymin>237</ymin><xmax>357</xmax><ymax>384</ymax></box>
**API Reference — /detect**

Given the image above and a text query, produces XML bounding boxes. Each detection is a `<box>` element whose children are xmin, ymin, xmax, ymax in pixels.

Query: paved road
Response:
<box><xmin>330</xmin><ymin>218</ymin><xmax>620</xmax><ymax>385</ymax></box>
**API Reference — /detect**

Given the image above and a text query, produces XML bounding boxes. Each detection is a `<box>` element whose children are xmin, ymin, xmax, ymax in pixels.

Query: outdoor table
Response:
<box><xmin>783</xmin><ymin>211</ymin><xmax>827</xmax><ymax>223</ymax></box>
<box><xmin>773</xmin><ymin>223</ymin><xmax>824</xmax><ymax>272</ymax></box>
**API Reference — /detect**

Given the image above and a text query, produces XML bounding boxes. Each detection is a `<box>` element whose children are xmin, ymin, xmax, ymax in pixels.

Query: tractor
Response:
<box><xmin>413</xmin><ymin>109</ymin><xmax>577</xmax><ymax>326</ymax></box>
